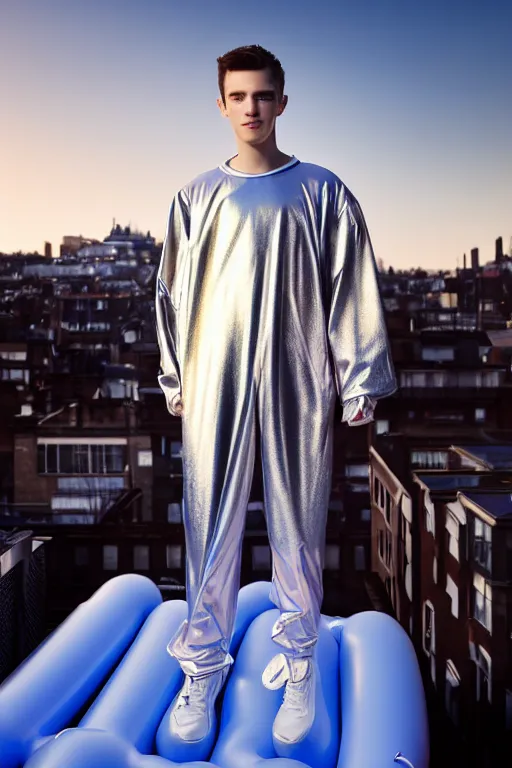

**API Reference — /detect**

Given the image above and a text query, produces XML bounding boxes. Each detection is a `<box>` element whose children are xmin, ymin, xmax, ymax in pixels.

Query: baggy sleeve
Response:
<box><xmin>328</xmin><ymin>190</ymin><xmax>397</xmax><ymax>424</ymax></box>
<box><xmin>155</xmin><ymin>189</ymin><xmax>190</xmax><ymax>416</ymax></box>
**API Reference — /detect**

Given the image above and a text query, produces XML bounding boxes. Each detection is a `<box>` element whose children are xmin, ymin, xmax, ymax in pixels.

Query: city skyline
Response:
<box><xmin>2</xmin><ymin>0</ymin><xmax>512</xmax><ymax>270</ymax></box>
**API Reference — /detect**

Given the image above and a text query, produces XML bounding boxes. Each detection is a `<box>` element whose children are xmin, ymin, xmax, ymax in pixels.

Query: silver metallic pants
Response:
<box><xmin>168</xmin><ymin>346</ymin><xmax>336</xmax><ymax>677</ymax></box>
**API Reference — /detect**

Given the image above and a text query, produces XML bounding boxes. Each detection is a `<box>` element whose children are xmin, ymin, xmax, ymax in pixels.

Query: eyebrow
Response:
<box><xmin>227</xmin><ymin>90</ymin><xmax>276</xmax><ymax>98</ymax></box>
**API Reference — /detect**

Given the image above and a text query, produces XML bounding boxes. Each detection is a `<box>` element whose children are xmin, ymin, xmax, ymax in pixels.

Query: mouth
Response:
<box><xmin>243</xmin><ymin>121</ymin><xmax>262</xmax><ymax>129</ymax></box>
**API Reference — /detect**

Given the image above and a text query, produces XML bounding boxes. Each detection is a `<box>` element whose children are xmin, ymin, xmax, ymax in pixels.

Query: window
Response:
<box><xmin>475</xmin><ymin>408</ymin><xmax>486</xmax><ymax>423</ymax></box>
<box><xmin>252</xmin><ymin>545</ymin><xmax>271</xmax><ymax>570</ymax></box>
<box><xmin>325</xmin><ymin>544</ymin><xmax>340</xmax><ymax>570</ymax></box>
<box><xmin>426</xmin><ymin>411</ymin><xmax>464</xmax><ymax>424</ymax></box>
<box><xmin>124</xmin><ymin>330</ymin><xmax>137</xmax><ymax>344</ymax></box>
<box><xmin>38</xmin><ymin>442</ymin><xmax>127</xmax><ymax>475</ymax></box>
<box><xmin>423</xmin><ymin>601</ymin><xmax>435</xmax><ymax>656</ymax></box>
<box><xmin>57</xmin><ymin>476</ymin><xmax>124</xmax><ymax>492</ymax></box>
<box><xmin>423</xmin><ymin>601</ymin><xmax>436</xmax><ymax>685</ymax></box>
<box><xmin>376</xmin><ymin>420</ymin><xmax>389</xmax><ymax>435</ymax></box>
<box><xmin>482</xmin><ymin>371</ymin><xmax>500</xmax><ymax>387</ymax></box>
<box><xmin>473</xmin><ymin>573</ymin><xmax>492</xmax><ymax>632</ymax></box>
<box><xmin>171</xmin><ymin>441</ymin><xmax>182</xmax><ymax>458</ymax></box>
<box><xmin>411</xmin><ymin>450</ymin><xmax>448</xmax><ymax>470</ymax></box>
<box><xmin>137</xmin><ymin>450</ymin><xmax>152</xmax><ymax>467</ymax></box>
<box><xmin>433</xmin><ymin>556</ymin><xmax>438</xmax><ymax>584</ymax></box>
<box><xmin>425</xmin><ymin>498</ymin><xmax>435</xmax><ymax>536</ymax></box>
<box><xmin>170</xmin><ymin>441</ymin><xmax>183</xmax><ymax>476</ymax></box>
<box><xmin>446</xmin><ymin>574</ymin><xmax>459</xmax><ymax>618</ymax></box>
<box><xmin>421</xmin><ymin>346</ymin><xmax>455</xmax><ymax>362</ymax></box>
<box><xmin>373</xmin><ymin>476</ymin><xmax>380</xmax><ymax>504</ymax></box>
<box><xmin>1</xmin><ymin>368</ymin><xmax>29</xmax><ymax>382</ymax></box>
<box><xmin>474</xmin><ymin>517</ymin><xmax>492</xmax><ymax>571</ymax></box>
<box><xmin>400</xmin><ymin>372</ymin><xmax>427</xmax><ymax>388</ymax></box>
<box><xmin>360</xmin><ymin>508</ymin><xmax>371</xmax><ymax>522</ymax></box>
<box><xmin>166</xmin><ymin>544</ymin><xmax>182</xmax><ymax>569</ymax></box>
<box><xmin>445</xmin><ymin>661</ymin><xmax>460</xmax><ymax>725</ymax></box>
<box><xmin>386</xmin><ymin>531</ymin><xmax>392</xmax><ymax>567</ymax></box>
<box><xmin>475</xmin><ymin>646</ymin><xmax>492</xmax><ymax>704</ymax></box>
<box><xmin>167</xmin><ymin>502</ymin><xmax>182</xmax><ymax>523</ymax></box>
<box><xmin>38</xmin><ymin>443</ymin><xmax>58</xmax><ymax>473</ymax></box>
<box><xmin>373</xmin><ymin>476</ymin><xmax>386</xmax><ymax>512</ymax></box>
<box><xmin>354</xmin><ymin>545</ymin><xmax>366</xmax><ymax>571</ymax></box>
<box><xmin>348</xmin><ymin>481</ymin><xmax>370</xmax><ymax>494</ymax></box>
<box><xmin>58</xmin><ymin>444</ymin><xmax>74</xmax><ymax>474</ymax></box>
<box><xmin>385</xmin><ymin>490</ymin><xmax>391</xmax><ymax>524</ymax></box>
<box><xmin>446</xmin><ymin>512</ymin><xmax>460</xmax><ymax>562</ymax></box>
<box><xmin>74</xmin><ymin>546</ymin><xmax>89</xmax><ymax>567</ymax></box>
<box><xmin>0</xmin><ymin>350</ymin><xmax>27</xmax><ymax>361</ymax></box>
<box><xmin>345</xmin><ymin>463</ymin><xmax>369</xmax><ymax>478</ymax></box>
<box><xmin>73</xmin><ymin>445</ymin><xmax>89</xmax><ymax>474</ymax></box>
<box><xmin>103</xmin><ymin>545</ymin><xmax>118</xmax><ymax>571</ymax></box>
<box><xmin>405</xmin><ymin>563</ymin><xmax>412</xmax><ymax>601</ymax></box>
<box><xmin>378</xmin><ymin>529</ymin><xmax>385</xmax><ymax>561</ymax></box>
<box><xmin>133</xmin><ymin>545</ymin><xmax>150</xmax><ymax>571</ymax></box>
<box><xmin>92</xmin><ymin>444</ymin><xmax>125</xmax><ymax>474</ymax></box>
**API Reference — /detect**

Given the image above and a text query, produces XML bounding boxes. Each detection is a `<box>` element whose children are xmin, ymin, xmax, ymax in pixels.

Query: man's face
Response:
<box><xmin>217</xmin><ymin>68</ymin><xmax>288</xmax><ymax>146</ymax></box>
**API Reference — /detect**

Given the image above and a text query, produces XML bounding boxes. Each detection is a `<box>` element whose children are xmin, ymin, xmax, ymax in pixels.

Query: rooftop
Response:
<box><xmin>487</xmin><ymin>329</ymin><xmax>512</xmax><ymax>348</ymax></box>
<box><xmin>414</xmin><ymin>471</ymin><xmax>512</xmax><ymax>493</ymax></box>
<box><xmin>459</xmin><ymin>490</ymin><xmax>512</xmax><ymax>520</ymax></box>
<box><xmin>451</xmin><ymin>444</ymin><xmax>512</xmax><ymax>470</ymax></box>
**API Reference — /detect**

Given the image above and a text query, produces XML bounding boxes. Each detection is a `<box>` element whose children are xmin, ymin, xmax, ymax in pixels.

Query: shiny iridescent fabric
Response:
<box><xmin>156</xmin><ymin>156</ymin><xmax>397</xmax><ymax>676</ymax></box>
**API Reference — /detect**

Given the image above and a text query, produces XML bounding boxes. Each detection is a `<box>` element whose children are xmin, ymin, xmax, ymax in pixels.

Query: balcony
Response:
<box><xmin>398</xmin><ymin>386</ymin><xmax>508</xmax><ymax>399</ymax></box>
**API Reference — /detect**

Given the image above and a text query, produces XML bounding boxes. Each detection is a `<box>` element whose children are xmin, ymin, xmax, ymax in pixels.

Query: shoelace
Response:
<box><xmin>176</xmin><ymin>675</ymin><xmax>209</xmax><ymax>712</ymax></box>
<box><xmin>282</xmin><ymin>674</ymin><xmax>310</xmax><ymax>714</ymax></box>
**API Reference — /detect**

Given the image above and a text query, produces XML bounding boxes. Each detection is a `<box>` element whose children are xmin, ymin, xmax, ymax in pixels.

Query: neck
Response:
<box><xmin>230</xmin><ymin>132</ymin><xmax>292</xmax><ymax>174</ymax></box>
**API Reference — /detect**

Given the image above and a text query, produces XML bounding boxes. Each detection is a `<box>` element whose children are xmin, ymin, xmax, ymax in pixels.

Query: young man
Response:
<box><xmin>156</xmin><ymin>45</ymin><xmax>396</xmax><ymax>750</ymax></box>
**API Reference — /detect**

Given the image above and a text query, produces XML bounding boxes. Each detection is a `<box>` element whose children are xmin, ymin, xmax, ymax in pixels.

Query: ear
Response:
<box><xmin>277</xmin><ymin>94</ymin><xmax>288</xmax><ymax>116</ymax></box>
<box><xmin>217</xmin><ymin>97</ymin><xmax>228</xmax><ymax>117</ymax></box>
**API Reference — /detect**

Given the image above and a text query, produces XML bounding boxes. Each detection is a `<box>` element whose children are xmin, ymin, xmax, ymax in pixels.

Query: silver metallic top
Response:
<box><xmin>156</xmin><ymin>156</ymin><xmax>396</xmax><ymax>422</ymax></box>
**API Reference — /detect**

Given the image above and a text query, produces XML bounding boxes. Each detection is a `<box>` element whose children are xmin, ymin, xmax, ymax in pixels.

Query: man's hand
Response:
<box><xmin>169</xmin><ymin>393</ymin><xmax>184</xmax><ymax>418</ymax></box>
<box><xmin>342</xmin><ymin>395</ymin><xmax>376</xmax><ymax>427</ymax></box>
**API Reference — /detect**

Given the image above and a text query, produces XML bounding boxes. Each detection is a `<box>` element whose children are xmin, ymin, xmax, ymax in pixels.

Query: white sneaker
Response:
<box><xmin>262</xmin><ymin>653</ymin><xmax>316</xmax><ymax>745</ymax></box>
<box><xmin>169</xmin><ymin>666</ymin><xmax>229</xmax><ymax>742</ymax></box>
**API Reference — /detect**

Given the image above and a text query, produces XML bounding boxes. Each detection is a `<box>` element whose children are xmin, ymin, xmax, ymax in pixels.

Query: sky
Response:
<box><xmin>1</xmin><ymin>0</ymin><xmax>511</xmax><ymax>270</ymax></box>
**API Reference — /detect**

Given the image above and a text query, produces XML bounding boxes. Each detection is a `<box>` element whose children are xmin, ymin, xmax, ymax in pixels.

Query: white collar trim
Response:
<box><xmin>220</xmin><ymin>155</ymin><xmax>299</xmax><ymax>178</ymax></box>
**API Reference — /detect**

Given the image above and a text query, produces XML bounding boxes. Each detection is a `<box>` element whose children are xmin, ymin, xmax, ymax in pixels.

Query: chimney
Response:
<box><xmin>495</xmin><ymin>237</ymin><xmax>503</xmax><ymax>264</ymax></box>
<box><xmin>463</xmin><ymin>253</ymin><xmax>467</xmax><ymax>270</ymax></box>
<box><xmin>471</xmin><ymin>247</ymin><xmax>479</xmax><ymax>272</ymax></box>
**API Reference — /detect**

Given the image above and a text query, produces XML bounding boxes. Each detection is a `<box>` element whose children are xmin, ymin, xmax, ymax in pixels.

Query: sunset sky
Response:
<box><xmin>2</xmin><ymin>0</ymin><xmax>511</xmax><ymax>269</ymax></box>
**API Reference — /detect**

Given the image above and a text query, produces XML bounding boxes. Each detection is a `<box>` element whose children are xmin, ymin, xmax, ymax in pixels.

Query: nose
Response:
<box><xmin>245</xmin><ymin>97</ymin><xmax>259</xmax><ymax>116</ymax></box>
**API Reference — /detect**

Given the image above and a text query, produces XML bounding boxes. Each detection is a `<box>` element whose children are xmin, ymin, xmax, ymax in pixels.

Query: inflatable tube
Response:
<box><xmin>155</xmin><ymin>580</ymin><xmax>276</xmax><ymax>763</ymax></box>
<box><xmin>0</xmin><ymin>576</ymin><xmax>429</xmax><ymax>768</ymax></box>
<box><xmin>0</xmin><ymin>574</ymin><xmax>162</xmax><ymax>768</ymax></box>
<box><xmin>79</xmin><ymin>599</ymin><xmax>188</xmax><ymax>752</ymax></box>
<box><xmin>22</xmin><ymin>728</ymin><xmax>214</xmax><ymax>768</ymax></box>
<box><xmin>335</xmin><ymin>611</ymin><xmax>429</xmax><ymax>768</ymax></box>
<box><xmin>210</xmin><ymin>609</ymin><xmax>340</xmax><ymax>768</ymax></box>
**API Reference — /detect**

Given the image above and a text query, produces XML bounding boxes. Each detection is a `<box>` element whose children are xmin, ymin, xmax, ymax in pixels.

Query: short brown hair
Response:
<box><xmin>217</xmin><ymin>45</ymin><xmax>285</xmax><ymax>105</ymax></box>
